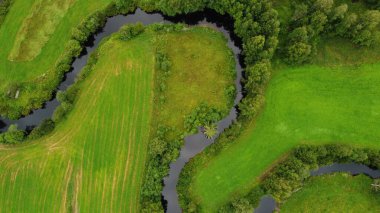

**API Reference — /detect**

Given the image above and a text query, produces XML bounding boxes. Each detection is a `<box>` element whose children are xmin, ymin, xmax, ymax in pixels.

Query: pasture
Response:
<box><xmin>0</xmin><ymin>25</ymin><xmax>235</xmax><ymax>211</ymax></box>
<box><xmin>0</xmin><ymin>33</ymin><xmax>155</xmax><ymax>212</ymax></box>
<box><xmin>281</xmin><ymin>173</ymin><xmax>380</xmax><ymax>212</ymax></box>
<box><xmin>0</xmin><ymin>0</ymin><xmax>113</xmax><ymax>116</ymax></box>
<box><xmin>190</xmin><ymin>60</ymin><xmax>380</xmax><ymax>211</ymax></box>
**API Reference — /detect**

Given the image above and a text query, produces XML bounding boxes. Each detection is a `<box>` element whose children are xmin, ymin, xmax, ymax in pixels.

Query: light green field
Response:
<box><xmin>190</xmin><ymin>60</ymin><xmax>380</xmax><ymax>211</ymax></box>
<box><xmin>0</xmin><ymin>25</ymin><xmax>234</xmax><ymax>212</ymax></box>
<box><xmin>0</xmin><ymin>0</ymin><xmax>113</xmax><ymax>115</ymax></box>
<box><xmin>0</xmin><ymin>33</ymin><xmax>155</xmax><ymax>212</ymax></box>
<box><xmin>8</xmin><ymin>0</ymin><xmax>77</xmax><ymax>61</ymax></box>
<box><xmin>281</xmin><ymin>173</ymin><xmax>380</xmax><ymax>213</ymax></box>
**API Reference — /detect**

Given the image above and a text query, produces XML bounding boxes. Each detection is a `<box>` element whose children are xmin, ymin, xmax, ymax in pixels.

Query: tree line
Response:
<box><xmin>284</xmin><ymin>0</ymin><xmax>380</xmax><ymax>64</ymax></box>
<box><xmin>218</xmin><ymin>144</ymin><xmax>380</xmax><ymax>212</ymax></box>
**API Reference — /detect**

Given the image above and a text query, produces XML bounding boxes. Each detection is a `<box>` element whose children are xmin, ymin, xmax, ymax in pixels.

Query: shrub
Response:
<box><xmin>0</xmin><ymin>124</ymin><xmax>25</xmax><ymax>144</ymax></box>
<box><xmin>118</xmin><ymin>23</ymin><xmax>145</xmax><ymax>41</ymax></box>
<box><xmin>28</xmin><ymin>119</ymin><xmax>55</xmax><ymax>140</ymax></box>
<box><xmin>184</xmin><ymin>103</ymin><xmax>224</xmax><ymax>134</ymax></box>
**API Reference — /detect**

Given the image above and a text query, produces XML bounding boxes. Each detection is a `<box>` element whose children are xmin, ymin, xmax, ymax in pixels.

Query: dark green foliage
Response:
<box><xmin>283</xmin><ymin>0</ymin><xmax>380</xmax><ymax>64</ymax></box>
<box><xmin>363</xmin><ymin>0</ymin><xmax>380</xmax><ymax>9</ymax></box>
<box><xmin>184</xmin><ymin>103</ymin><xmax>224</xmax><ymax>134</ymax></box>
<box><xmin>0</xmin><ymin>124</ymin><xmax>25</xmax><ymax>144</ymax></box>
<box><xmin>218</xmin><ymin>144</ymin><xmax>380</xmax><ymax>211</ymax></box>
<box><xmin>0</xmin><ymin>0</ymin><xmax>12</xmax><ymax>26</ymax></box>
<box><xmin>28</xmin><ymin>119</ymin><xmax>55</xmax><ymax>140</ymax></box>
<box><xmin>351</xmin><ymin>10</ymin><xmax>380</xmax><ymax>46</ymax></box>
<box><xmin>176</xmin><ymin>0</ymin><xmax>280</xmax><ymax>211</ymax></box>
<box><xmin>118</xmin><ymin>23</ymin><xmax>144</xmax><ymax>40</ymax></box>
<box><xmin>141</xmin><ymin>126</ymin><xmax>182</xmax><ymax>212</ymax></box>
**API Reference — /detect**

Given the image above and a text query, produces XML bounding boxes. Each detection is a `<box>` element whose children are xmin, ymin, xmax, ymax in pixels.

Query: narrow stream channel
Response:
<box><xmin>254</xmin><ymin>163</ymin><xmax>380</xmax><ymax>213</ymax></box>
<box><xmin>0</xmin><ymin>8</ymin><xmax>242</xmax><ymax>133</ymax></box>
<box><xmin>2</xmin><ymin>8</ymin><xmax>376</xmax><ymax>213</ymax></box>
<box><xmin>0</xmin><ymin>8</ymin><xmax>243</xmax><ymax>213</ymax></box>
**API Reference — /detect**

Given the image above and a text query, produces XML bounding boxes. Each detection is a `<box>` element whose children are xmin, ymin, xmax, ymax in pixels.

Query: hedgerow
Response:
<box><xmin>218</xmin><ymin>144</ymin><xmax>380</xmax><ymax>211</ymax></box>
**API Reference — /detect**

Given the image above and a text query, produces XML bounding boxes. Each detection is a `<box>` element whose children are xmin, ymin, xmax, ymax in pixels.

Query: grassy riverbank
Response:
<box><xmin>0</xmin><ymin>0</ymin><xmax>116</xmax><ymax>118</ymax></box>
<box><xmin>281</xmin><ymin>173</ymin><xmax>380</xmax><ymax>212</ymax></box>
<box><xmin>189</xmin><ymin>37</ymin><xmax>380</xmax><ymax>210</ymax></box>
<box><xmin>0</xmin><ymin>26</ymin><xmax>235</xmax><ymax>212</ymax></box>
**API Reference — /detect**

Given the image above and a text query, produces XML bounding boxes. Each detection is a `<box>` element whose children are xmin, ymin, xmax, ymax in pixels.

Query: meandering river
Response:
<box><xmin>0</xmin><ymin>8</ymin><xmax>243</xmax><ymax>213</ymax></box>
<box><xmin>1</xmin><ymin>8</ymin><xmax>377</xmax><ymax>213</ymax></box>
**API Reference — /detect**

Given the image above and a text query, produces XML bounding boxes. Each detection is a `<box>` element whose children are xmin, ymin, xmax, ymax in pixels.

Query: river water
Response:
<box><xmin>255</xmin><ymin>163</ymin><xmax>380</xmax><ymax>213</ymax></box>
<box><xmin>2</xmin><ymin>7</ymin><xmax>376</xmax><ymax>213</ymax></box>
<box><xmin>0</xmin><ymin>8</ymin><xmax>243</xmax><ymax>213</ymax></box>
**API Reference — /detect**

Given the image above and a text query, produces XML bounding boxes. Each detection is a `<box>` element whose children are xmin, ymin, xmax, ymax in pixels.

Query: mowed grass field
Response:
<box><xmin>281</xmin><ymin>173</ymin><xmax>380</xmax><ymax>212</ymax></box>
<box><xmin>0</xmin><ymin>34</ymin><xmax>155</xmax><ymax>212</ymax></box>
<box><xmin>0</xmin><ymin>0</ymin><xmax>113</xmax><ymax>111</ymax></box>
<box><xmin>190</xmin><ymin>60</ymin><xmax>380</xmax><ymax>210</ymax></box>
<box><xmin>0</xmin><ymin>25</ymin><xmax>235</xmax><ymax>211</ymax></box>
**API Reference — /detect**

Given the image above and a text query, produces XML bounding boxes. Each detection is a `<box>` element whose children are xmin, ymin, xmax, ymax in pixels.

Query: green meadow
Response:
<box><xmin>0</xmin><ymin>0</ymin><xmax>113</xmax><ymax>116</ymax></box>
<box><xmin>190</xmin><ymin>52</ymin><xmax>380</xmax><ymax>211</ymax></box>
<box><xmin>281</xmin><ymin>173</ymin><xmax>380</xmax><ymax>212</ymax></box>
<box><xmin>0</xmin><ymin>26</ymin><xmax>234</xmax><ymax>212</ymax></box>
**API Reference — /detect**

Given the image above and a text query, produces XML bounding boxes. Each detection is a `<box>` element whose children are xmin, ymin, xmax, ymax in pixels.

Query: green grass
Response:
<box><xmin>0</xmin><ymin>26</ymin><xmax>234</xmax><ymax>212</ymax></box>
<box><xmin>8</xmin><ymin>0</ymin><xmax>76</xmax><ymax>61</ymax></box>
<box><xmin>280</xmin><ymin>173</ymin><xmax>380</xmax><ymax>213</ymax></box>
<box><xmin>155</xmin><ymin>28</ymin><xmax>235</xmax><ymax>130</ymax></box>
<box><xmin>0</xmin><ymin>32</ymin><xmax>155</xmax><ymax>212</ymax></box>
<box><xmin>0</xmin><ymin>0</ymin><xmax>114</xmax><ymax>114</ymax></box>
<box><xmin>190</xmin><ymin>60</ymin><xmax>380</xmax><ymax>211</ymax></box>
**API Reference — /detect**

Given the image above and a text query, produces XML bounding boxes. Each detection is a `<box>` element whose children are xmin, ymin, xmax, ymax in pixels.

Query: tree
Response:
<box><xmin>310</xmin><ymin>11</ymin><xmax>328</xmax><ymax>34</ymax></box>
<box><xmin>288</xmin><ymin>26</ymin><xmax>309</xmax><ymax>43</ymax></box>
<box><xmin>352</xmin><ymin>10</ymin><xmax>380</xmax><ymax>46</ymax></box>
<box><xmin>1</xmin><ymin>124</ymin><xmax>25</xmax><ymax>144</ymax></box>
<box><xmin>203</xmin><ymin>123</ymin><xmax>218</xmax><ymax>139</ymax></box>
<box><xmin>372</xmin><ymin>179</ymin><xmax>380</xmax><ymax>192</ymax></box>
<box><xmin>243</xmin><ymin>35</ymin><xmax>265</xmax><ymax>65</ymax></box>
<box><xmin>313</xmin><ymin>0</ymin><xmax>334</xmax><ymax>14</ymax></box>
<box><xmin>286</xmin><ymin>42</ymin><xmax>312</xmax><ymax>64</ymax></box>
<box><xmin>336</xmin><ymin>12</ymin><xmax>358</xmax><ymax>36</ymax></box>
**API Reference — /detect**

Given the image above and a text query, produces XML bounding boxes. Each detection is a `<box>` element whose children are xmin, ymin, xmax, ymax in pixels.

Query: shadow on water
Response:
<box><xmin>1</xmin><ymin>7</ymin><xmax>378</xmax><ymax>213</ymax></box>
<box><xmin>0</xmin><ymin>8</ymin><xmax>244</xmax><ymax>213</ymax></box>
<box><xmin>254</xmin><ymin>163</ymin><xmax>380</xmax><ymax>213</ymax></box>
<box><xmin>0</xmin><ymin>8</ymin><xmax>243</xmax><ymax>133</ymax></box>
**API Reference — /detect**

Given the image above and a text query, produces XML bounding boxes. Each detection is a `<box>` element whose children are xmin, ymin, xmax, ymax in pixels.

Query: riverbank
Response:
<box><xmin>0</xmin><ymin>24</ymin><xmax>235</xmax><ymax>212</ymax></box>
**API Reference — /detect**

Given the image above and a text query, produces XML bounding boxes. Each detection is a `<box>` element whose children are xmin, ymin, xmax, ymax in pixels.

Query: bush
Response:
<box><xmin>118</xmin><ymin>23</ymin><xmax>145</xmax><ymax>41</ymax></box>
<box><xmin>184</xmin><ymin>103</ymin><xmax>224</xmax><ymax>134</ymax></box>
<box><xmin>0</xmin><ymin>124</ymin><xmax>25</xmax><ymax>144</ymax></box>
<box><xmin>28</xmin><ymin>119</ymin><xmax>55</xmax><ymax>140</ymax></box>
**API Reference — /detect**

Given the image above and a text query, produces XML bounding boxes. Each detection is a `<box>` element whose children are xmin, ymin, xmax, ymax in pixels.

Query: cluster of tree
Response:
<box><xmin>140</xmin><ymin>125</ymin><xmax>183</xmax><ymax>212</ymax></box>
<box><xmin>0</xmin><ymin>0</ymin><xmax>11</xmax><ymax>26</ymax></box>
<box><xmin>184</xmin><ymin>103</ymin><xmax>224</xmax><ymax>134</ymax></box>
<box><xmin>0</xmin><ymin>124</ymin><xmax>25</xmax><ymax>144</ymax></box>
<box><xmin>285</xmin><ymin>0</ymin><xmax>380</xmax><ymax>64</ymax></box>
<box><xmin>218</xmin><ymin>144</ymin><xmax>380</xmax><ymax>211</ymax></box>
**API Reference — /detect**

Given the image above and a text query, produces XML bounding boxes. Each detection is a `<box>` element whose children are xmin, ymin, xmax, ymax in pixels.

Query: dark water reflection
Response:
<box><xmin>0</xmin><ymin>8</ymin><xmax>244</xmax><ymax>213</ymax></box>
